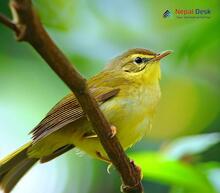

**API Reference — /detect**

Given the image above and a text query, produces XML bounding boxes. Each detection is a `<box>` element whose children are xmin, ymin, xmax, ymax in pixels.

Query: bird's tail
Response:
<box><xmin>0</xmin><ymin>142</ymin><xmax>38</xmax><ymax>193</ymax></box>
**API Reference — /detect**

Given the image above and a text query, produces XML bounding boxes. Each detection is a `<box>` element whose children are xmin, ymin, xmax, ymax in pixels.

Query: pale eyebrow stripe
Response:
<box><xmin>123</xmin><ymin>54</ymin><xmax>155</xmax><ymax>64</ymax></box>
<box><xmin>131</xmin><ymin>54</ymin><xmax>155</xmax><ymax>59</ymax></box>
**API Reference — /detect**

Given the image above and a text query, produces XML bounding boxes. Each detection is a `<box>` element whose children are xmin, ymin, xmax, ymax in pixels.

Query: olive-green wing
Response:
<box><xmin>30</xmin><ymin>87</ymin><xmax>120</xmax><ymax>143</ymax></box>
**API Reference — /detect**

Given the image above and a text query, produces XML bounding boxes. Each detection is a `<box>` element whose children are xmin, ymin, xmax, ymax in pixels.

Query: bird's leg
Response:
<box><xmin>108</xmin><ymin>125</ymin><xmax>117</xmax><ymax>138</ymax></box>
<box><xmin>95</xmin><ymin>125</ymin><xmax>117</xmax><ymax>173</ymax></box>
<box><xmin>96</xmin><ymin>151</ymin><xmax>111</xmax><ymax>163</ymax></box>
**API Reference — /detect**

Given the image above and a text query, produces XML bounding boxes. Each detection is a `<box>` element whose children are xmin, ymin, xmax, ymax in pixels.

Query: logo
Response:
<box><xmin>162</xmin><ymin>9</ymin><xmax>211</xmax><ymax>19</ymax></box>
<box><xmin>163</xmin><ymin>10</ymin><xmax>172</xmax><ymax>18</ymax></box>
<box><xmin>175</xmin><ymin>9</ymin><xmax>211</xmax><ymax>19</ymax></box>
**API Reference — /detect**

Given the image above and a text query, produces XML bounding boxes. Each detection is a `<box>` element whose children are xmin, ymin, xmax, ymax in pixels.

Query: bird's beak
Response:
<box><xmin>154</xmin><ymin>50</ymin><xmax>172</xmax><ymax>61</ymax></box>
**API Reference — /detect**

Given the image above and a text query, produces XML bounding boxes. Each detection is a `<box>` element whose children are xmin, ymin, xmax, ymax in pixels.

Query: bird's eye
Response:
<box><xmin>134</xmin><ymin>57</ymin><xmax>143</xmax><ymax>64</ymax></box>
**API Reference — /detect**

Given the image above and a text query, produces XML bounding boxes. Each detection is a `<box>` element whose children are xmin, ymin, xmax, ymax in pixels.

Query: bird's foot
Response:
<box><xmin>108</xmin><ymin>125</ymin><xmax>117</xmax><ymax>138</ymax></box>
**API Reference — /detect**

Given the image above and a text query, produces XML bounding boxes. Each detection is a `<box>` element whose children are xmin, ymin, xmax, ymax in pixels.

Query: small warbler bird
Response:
<box><xmin>0</xmin><ymin>48</ymin><xmax>171</xmax><ymax>192</ymax></box>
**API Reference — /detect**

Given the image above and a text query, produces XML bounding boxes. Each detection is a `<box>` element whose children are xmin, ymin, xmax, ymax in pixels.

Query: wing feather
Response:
<box><xmin>30</xmin><ymin>87</ymin><xmax>120</xmax><ymax>143</ymax></box>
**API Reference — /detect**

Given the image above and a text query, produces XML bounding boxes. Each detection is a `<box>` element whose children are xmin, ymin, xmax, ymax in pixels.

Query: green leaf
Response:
<box><xmin>162</xmin><ymin>133</ymin><xmax>220</xmax><ymax>159</ymax></box>
<box><xmin>130</xmin><ymin>152</ymin><xmax>215</xmax><ymax>193</ymax></box>
<box><xmin>197</xmin><ymin>162</ymin><xmax>220</xmax><ymax>193</ymax></box>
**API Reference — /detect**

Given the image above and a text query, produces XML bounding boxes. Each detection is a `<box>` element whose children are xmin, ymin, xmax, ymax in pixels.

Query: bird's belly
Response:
<box><xmin>71</xmin><ymin>97</ymin><xmax>153</xmax><ymax>161</ymax></box>
<box><xmin>104</xmin><ymin>98</ymin><xmax>152</xmax><ymax>149</ymax></box>
<box><xmin>116</xmin><ymin>115</ymin><xmax>151</xmax><ymax>149</ymax></box>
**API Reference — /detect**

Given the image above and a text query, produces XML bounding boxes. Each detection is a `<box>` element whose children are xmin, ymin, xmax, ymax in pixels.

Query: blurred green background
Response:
<box><xmin>0</xmin><ymin>0</ymin><xmax>220</xmax><ymax>193</ymax></box>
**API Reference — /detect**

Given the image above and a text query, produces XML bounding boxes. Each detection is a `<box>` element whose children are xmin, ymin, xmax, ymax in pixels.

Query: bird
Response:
<box><xmin>0</xmin><ymin>48</ymin><xmax>171</xmax><ymax>193</ymax></box>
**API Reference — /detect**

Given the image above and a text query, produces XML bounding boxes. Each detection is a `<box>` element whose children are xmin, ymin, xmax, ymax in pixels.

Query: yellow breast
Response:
<box><xmin>102</xmin><ymin>83</ymin><xmax>161</xmax><ymax>149</ymax></box>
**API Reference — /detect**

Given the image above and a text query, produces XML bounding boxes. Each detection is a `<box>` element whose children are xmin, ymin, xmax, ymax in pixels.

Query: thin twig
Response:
<box><xmin>0</xmin><ymin>1</ymin><xmax>143</xmax><ymax>192</ymax></box>
<box><xmin>0</xmin><ymin>14</ymin><xmax>19</xmax><ymax>34</ymax></box>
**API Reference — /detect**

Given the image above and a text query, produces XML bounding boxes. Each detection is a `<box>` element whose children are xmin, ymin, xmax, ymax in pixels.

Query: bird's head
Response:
<box><xmin>106</xmin><ymin>48</ymin><xmax>172</xmax><ymax>83</ymax></box>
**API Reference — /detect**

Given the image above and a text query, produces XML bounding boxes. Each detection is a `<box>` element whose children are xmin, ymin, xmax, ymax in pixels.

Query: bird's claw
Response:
<box><xmin>108</xmin><ymin>125</ymin><xmax>117</xmax><ymax>138</ymax></box>
<box><xmin>107</xmin><ymin>163</ymin><xmax>113</xmax><ymax>174</ymax></box>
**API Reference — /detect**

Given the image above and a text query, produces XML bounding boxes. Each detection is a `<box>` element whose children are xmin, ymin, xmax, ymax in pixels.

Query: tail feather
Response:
<box><xmin>0</xmin><ymin>143</ymin><xmax>38</xmax><ymax>193</ymax></box>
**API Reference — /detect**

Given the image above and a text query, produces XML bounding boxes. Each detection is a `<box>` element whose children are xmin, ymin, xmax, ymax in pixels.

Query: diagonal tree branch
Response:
<box><xmin>0</xmin><ymin>0</ymin><xmax>143</xmax><ymax>192</ymax></box>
